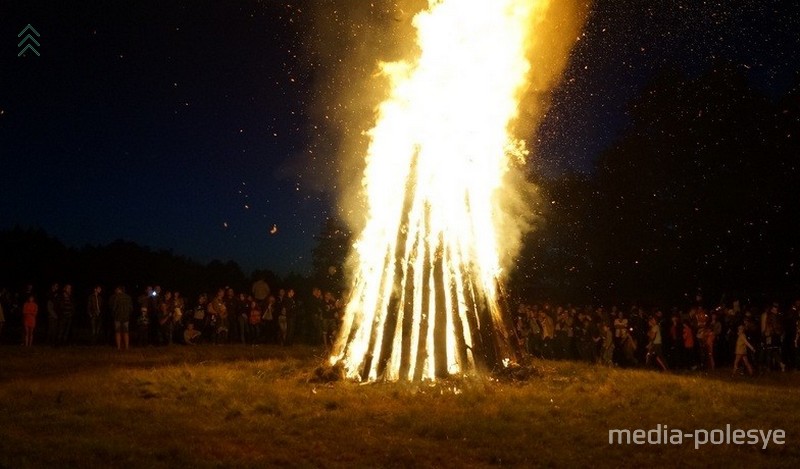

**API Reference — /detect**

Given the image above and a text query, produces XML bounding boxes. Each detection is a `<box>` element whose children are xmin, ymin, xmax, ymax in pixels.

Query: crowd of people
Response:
<box><xmin>0</xmin><ymin>280</ymin><xmax>347</xmax><ymax>351</ymax></box>
<box><xmin>513</xmin><ymin>300</ymin><xmax>800</xmax><ymax>376</ymax></box>
<box><xmin>3</xmin><ymin>280</ymin><xmax>799</xmax><ymax>378</ymax></box>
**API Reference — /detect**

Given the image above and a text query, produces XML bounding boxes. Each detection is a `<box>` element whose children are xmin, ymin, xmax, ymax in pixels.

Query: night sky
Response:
<box><xmin>1</xmin><ymin>0</ymin><xmax>797</xmax><ymax>275</ymax></box>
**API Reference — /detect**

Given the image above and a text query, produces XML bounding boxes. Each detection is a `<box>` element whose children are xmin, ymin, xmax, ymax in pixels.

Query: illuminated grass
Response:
<box><xmin>1</xmin><ymin>346</ymin><xmax>799</xmax><ymax>467</ymax></box>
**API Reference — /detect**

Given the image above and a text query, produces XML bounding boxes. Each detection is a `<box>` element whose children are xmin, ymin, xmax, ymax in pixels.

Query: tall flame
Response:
<box><xmin>330</xmin><ymin>0</ymin><xmax>551</xmax><ymax>381</ymax></box>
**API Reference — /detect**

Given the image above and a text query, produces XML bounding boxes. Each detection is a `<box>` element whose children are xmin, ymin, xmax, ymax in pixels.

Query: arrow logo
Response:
<box><xmin>18</xmin><ymin>24</ymin><xmax>40</xmax><ymax>57</ymax></box>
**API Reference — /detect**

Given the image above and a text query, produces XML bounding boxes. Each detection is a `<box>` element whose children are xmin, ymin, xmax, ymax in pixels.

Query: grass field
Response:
<box><xmin>1</xmin><ymin>344</ymin><xmax>799</xmax><ymax>468</ymax></box>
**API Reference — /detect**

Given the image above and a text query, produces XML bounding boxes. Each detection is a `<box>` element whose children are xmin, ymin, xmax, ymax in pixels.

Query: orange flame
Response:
<box><xmin>330</xmin><ymin>0</ymin><xmax>555</xmax><ymax>381</ymax></box>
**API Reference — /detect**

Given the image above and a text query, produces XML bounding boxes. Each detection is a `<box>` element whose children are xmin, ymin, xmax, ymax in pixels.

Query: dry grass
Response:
<box><xmin>1</xmin><ymin>345</ymin><xmax>799</xmax><ymax>468</ymax></box>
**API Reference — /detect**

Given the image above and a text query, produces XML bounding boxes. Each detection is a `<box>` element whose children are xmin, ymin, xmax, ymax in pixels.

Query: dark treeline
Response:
<box><xmin>0</xmin><ymin>227</ymin><xmax>301</xmax><ymax>302</ymax></box>
<box><xmin>0</xmin><ymin>222</ymin><xmax>347</xmax><ymax>308</ymax></box>
<box><xmin>512</xmin><ymin>62</ymin><xmax>800</xmax><ymax>307</ymax></box>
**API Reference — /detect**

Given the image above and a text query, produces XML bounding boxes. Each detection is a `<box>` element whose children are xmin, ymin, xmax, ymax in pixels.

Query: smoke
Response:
<box><xmin>515</xmin><ymin>1</ymin><xmax>591</xmax><ymax>139</ymax></box>
<box><xmin>297</xmin><ymin>1</ymin><xmax>427</xmax><ymax>229</ymax></box>
<box><xmin>497</xmin><ymin>0</ymin><xmax>591</xmax><ymax>275</ymax></box>
<box><xmin>303</xmin><ymin>0</ymin><xmax>589</xmax><ymax>273</ymax></box>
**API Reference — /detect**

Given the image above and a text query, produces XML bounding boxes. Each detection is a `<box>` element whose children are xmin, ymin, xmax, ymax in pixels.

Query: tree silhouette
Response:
<box><xmin>513</xmin><ymin>62</ymin><xmax>800</xmax><ymax>305</ymax></box>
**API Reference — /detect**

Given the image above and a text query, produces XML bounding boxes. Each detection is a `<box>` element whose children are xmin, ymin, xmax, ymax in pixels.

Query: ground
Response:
<box><xmin>1</xmin><ymin>344</ymin><xmax>799</xmax><ymax>468</ymax></box>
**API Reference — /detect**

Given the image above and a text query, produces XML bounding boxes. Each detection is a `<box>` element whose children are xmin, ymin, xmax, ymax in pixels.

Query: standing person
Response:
<box><xmin>539</xmin><ymin>311</ymin><xmax>555</xmax><ymax>359</ymax></box>
<box><xmin>172</xmin><ymin>292</ymin><xmax>185</xmax><ymax>344</ymax></box>
<box><xmin>515</xmin><ymin>313</ymin><xmax>531</xmax><ymax>355</ymax></box>
<box><xmin>237</xmin><ymin>292</ymin><xmax>249</xmax><ymax>344</ymax></box>
<box><xmin>136</xmin><ymin>304</ymin><xmax>150</xmax><ymax>348</ymax></box>
<box><xmin>278</xmin><ymin>297</ymin><xmax>288</xmax><ymax>346</ymax></box>
<box><xmin>87</xmin><ymin>285</ymin><xmax>104</xmax><ymax>345</ymax></box>
<box><xmin>284</xmin><ymin>288</ymin><xmax>297</xmax><ymax>345</ymax></box>
<box><xmin>701</xmin><ymin>323</ymin><xmax>716</xmax><ymax>371</ymax></box>
<box><xmin>56</xmin><ymin>284</ymin><xmax>75</xmax><ymax>346</ymax></box>
<box><xmin>320</xmin><ymin>291</ymin><xmax>337</xmax><ymax>348</ymax></box>
<box><xmin>203</xmin><ymin>294</ymin><xmax>218</xmax><ymax>342</ymax></box>
<box><xmin>193</xmin><ymin>294</ymin><xmax>208</xmax><ymax>334</ymax></box>
<box><xmin>275</xmin><ymin>288</ymin><xmax>286</xmax><ymax>314</ymax></box>
<box><xmin>682</xmin><ymin>319</ymin><xmax>696</xmax><ymax>369</ymax></box>
<box><xmin>667</xmin><ymin>312</ymin><xmax>682</xmax><ymax>367</ymax></box>
<box><xmin>334</xmin><ymin>290</ymin><xmax>349</xmax><ymax>345</ymax></box>
<box><xmin>732</xmin><ymin>325</ymin><xmax>755</xmax><ymax>377</ymax></box>
<box><xmin>309</xmin><ymin>287</ymin><xmax>324</xmax><ymax>345</ymax></box>
<box><xmin>137</xmin><ymin>286</ymin><xmax>153</xmax><ymax>346</ymax></box>
<box><xmin>600</xmin><ymin>322</ymin><xmax>615</xmax><ymax>366</ymax></box>
<box><xmin>647</xmin><ymin>316</ymin><xmax>668</xmax><ymax>371</ymax></box>
<box><xmin>158</xmin><ymin>291</ymin><xmax>174</xmax><ymax>345</ymax></box>
<box><xmin>208</xmin><ymin>289</ymin><xmax>228</xmax><ymax>344</ymax></box>
<box><xmin>554</xmin><ymin>308</ymin><xmax>572</xmax><ymax>360</ymax></box>
<box><xmin>762</xmin><ymin>303</ymin><xmax>786</xmax><ymax>372</ymax></box>
<box><xmin>619</xmin><ymin>326</ymin><xmax>638</xmax><ymax>367</ymax></box>
<box><xmin>22</xmin><ymin>295</ymin><xmax>38</xmax><ymax>347</ymax></box>
<box><xmin>224</xmin><ymin>288</ymin><xmax>239</xmax><ymax>345</ymax></box>
<box><xmin>149</xmin><ymin>286</ymin><xmax>161</xmax><ymax>344</ymax></box>
<box><xmin>46</xmin><ymin>283</ymin><xmax>60</xmax><ymax>345</ymax></box>
<box><xmin>172</xmin><ymin>292</ymin><xmax>184</xmax><ymax>324</ymax></box>
<box><xmin>109</xmin><ymin>286</ymin><xmax>133</xmax><ymax>351</ymax></box>
<box><xmin>248</xmin><ymin>297</ymin><xmax>262</xmax><ymax>344</ymax></box>
<box><xmin>526</xmin><ymin>306</ymin><xmax>543</xmax><ymax>358</ymax></box>
<box><xmin>262</xmin><ymin>295</ymin><xmax>276</xmax><ymax>344</ymax></box>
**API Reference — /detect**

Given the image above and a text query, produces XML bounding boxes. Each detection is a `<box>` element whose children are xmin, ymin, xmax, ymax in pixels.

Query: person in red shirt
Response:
<box><xmin>23</xmin><ymin>295</ymin><xmax>38</xmax><ymax>347</ymax></box>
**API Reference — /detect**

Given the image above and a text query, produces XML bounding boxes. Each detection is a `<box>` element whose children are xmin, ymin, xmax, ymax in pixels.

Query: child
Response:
<box><xmin>732</xmin><ymin>325</ymin><xmax>755</xmax><ymax>377</ymax></box>
<box><xmin>183</xmin><ymin>322</ymin><xmax>201</xmax><ymax>345</ymax></box>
